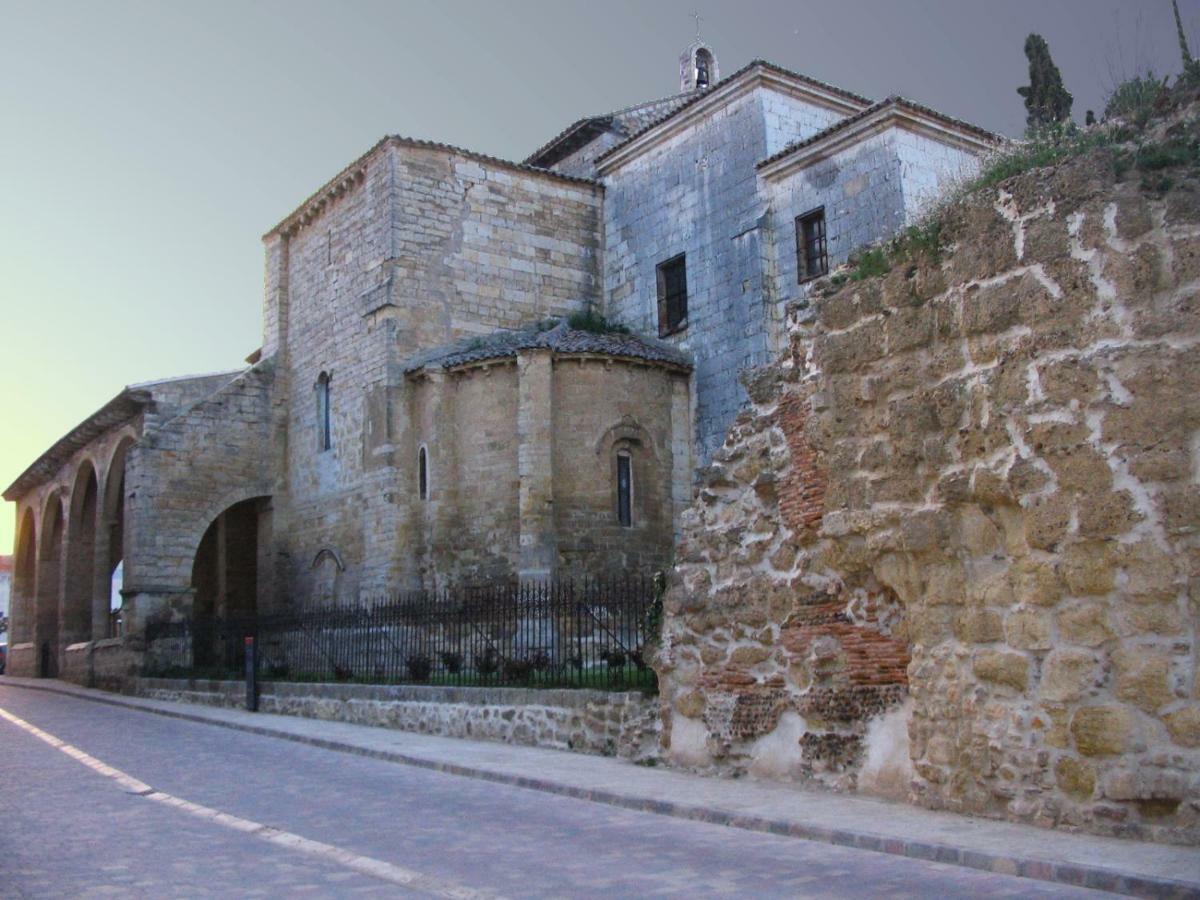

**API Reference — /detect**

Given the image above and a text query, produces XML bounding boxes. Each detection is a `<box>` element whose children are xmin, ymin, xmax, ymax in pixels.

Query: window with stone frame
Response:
<box><xmin>316</xmin><ymin>372</ymin><xmax>332</xmax><ymax>451</ymax></box>
<box><xmin>656</xmin><ymin>254</ymin><xmax>688</xmax><ymax>336</ymax></box>
<box><xmin>616</xmin><ymin>450</ymin><xmax>633</xmax><ymax>527</ymax></box>
<box><xmin>418</xmin><ymin>446</ymin><xmax>429</xmax><ymax>500</ymax></box>
<box><xmin>796</xmin><ymin>207</ymin><xmax>829</xmax><ymax>281</ymax></box>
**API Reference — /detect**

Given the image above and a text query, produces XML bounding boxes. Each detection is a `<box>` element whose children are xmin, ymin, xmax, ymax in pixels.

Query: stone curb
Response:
<box><xmin>4</xmin><ymin>679</ymin><xmax>1197</xmax><ymax>899</ymax></box>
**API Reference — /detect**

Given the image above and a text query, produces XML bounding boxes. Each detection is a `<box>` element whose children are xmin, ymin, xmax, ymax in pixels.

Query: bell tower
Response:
<box><xmin>679</xmin><ymin>18</ymin><xmax>718</xmax><ymax>93</ymax></box>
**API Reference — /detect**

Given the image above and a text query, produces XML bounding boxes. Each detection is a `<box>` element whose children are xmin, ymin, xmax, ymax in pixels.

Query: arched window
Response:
<box><xmin>695</xmin><ymin>48</ymin><xmax>713</xmax><ymax>89</ymax></box>
<box><xmin>418</xmin><ymin>446</ymin><xmax>429</xmax><ymax>500</ymax></box>
<box><xmin>316</xmin><ymin>372</ymin><xmax>331</xmax><ymax>451</ymax></box>
<box><xmin>616</xmin><ymin>450</ymin><xmax>632</xmax><ymax>527</ymax></box>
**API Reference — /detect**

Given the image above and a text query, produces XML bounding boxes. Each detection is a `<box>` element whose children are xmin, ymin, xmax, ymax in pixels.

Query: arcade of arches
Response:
<box><xmin>2</xmin><ymin>373</ymin><xmax>276</xmax><ymax>683</ymax></box>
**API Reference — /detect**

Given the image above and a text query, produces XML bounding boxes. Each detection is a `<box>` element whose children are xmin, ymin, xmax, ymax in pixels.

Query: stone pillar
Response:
<box><xmin>264</xmin><ymin>232</ymin><xmax>292</xmax><ymax>610</ymax></box>
<box><xmin>215</xmin><ymin>512</ymin><xmax>229</xmax><ymax>619</ymax></box>
<box><xmin>255</xmin><ymin>499</ymin><xmax>274</xmax><ymax>613</ymax></box>
<box><xmin>517</xmin><ymin>350</ymin><xmax>555</xmax><ymax>580</ymax></box>
<box><xmin>669</xmin><ymin>373</ymin><xmax>694</xmax><ymax>542</ymax></box>
<box><xmin>424</xmin><ymin>372</ymin><xmax>460</xmax><ymax>591</ymax></box>
<box><xmin>91</xmin><ymin>514</ymin><xmax>112</xmax><ymax>640</ymax></box>
<box><xmin>261</xmin><ymin>233</ymin><xmax>290</xmax><ymax>360</ymax></box>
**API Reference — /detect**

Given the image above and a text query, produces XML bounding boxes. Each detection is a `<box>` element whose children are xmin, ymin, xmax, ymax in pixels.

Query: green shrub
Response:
<box><xmin>1104</xmin><ymin>73</ymin><xmax>1165</xmax><ymax>129</ymax></box>
<box><xmin>849</xmin><ymin>247</ymin><xmax>891</xmax><ymax>281</ymax></box>
<box><xmin>969</xmin><ymin>124</ymin><xmax>1114</xmax><ymax>191</ymax></box>
<box><xmin>567</xmin><ymin>307</ymin><xmax>630</xmax><ymax>334</ymax></box>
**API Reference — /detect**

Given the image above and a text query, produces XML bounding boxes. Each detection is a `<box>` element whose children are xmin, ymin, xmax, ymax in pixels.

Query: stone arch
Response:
<box><xmin>594</xmin><ymin>416</ymin><xmax>663</xmax><ymax>532</ymax></box>
<box><xmin>64</xmin><ymin>461</ymin><xmax>100</xmax><ymax>645</ymax></box>
<box><xmin>102</xmin><ymin>436</ymin><xmax>135</xmax><ymax>635</ymax></box>
<box><xmin>12</xmin><ymin>507</ymin><xmax>37</xmax><ymax>646</ymax></box>
<box><xmin>182</xmin><ymin>483</ymin><xmax>274</xmax><ymax>575</ymax></box>
<box><xmin>311</xmin><ymin>548</ymin><xmax>344</xmax><ymax>608</ymax></box>
<box><xmin>36</xmin><ymin>493</ymin><xmax>64</xmax><ymax>677</ymax></box>
<box><xmin>190</xmin><ymin>494</ymin><xmax>272</xmax><ymax>622</ymax></box>
<box><xmin>592</xmin><ymin>415</ymin><xmax>660</xmax><ymax>460</ymax></box>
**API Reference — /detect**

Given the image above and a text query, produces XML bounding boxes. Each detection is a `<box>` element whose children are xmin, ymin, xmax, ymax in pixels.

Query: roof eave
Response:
<box><xmin>594</xmin><ymin>62</ymin><xmax>871</xmax><ymax>175</ymax></box>
<box><xmin>758</xmin><ymin>101</ymin><xmax>1004</xmax><ymax>181</ymax></box>
<box><xmin>2</xmin><ymin>388</ymin><xmax>152</xmax><ymax>502</ymax></box>
<box><xmin>264</xmin><ymin>136</ymin><xmax>602</xmax><ymax>241</ymax></box>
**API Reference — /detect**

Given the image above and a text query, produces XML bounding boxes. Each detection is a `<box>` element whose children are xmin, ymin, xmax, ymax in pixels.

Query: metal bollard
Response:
<box><xmin>244</xmin><ymin>636</ymin><xmax>258</xmax><ymax>712</ymax></box>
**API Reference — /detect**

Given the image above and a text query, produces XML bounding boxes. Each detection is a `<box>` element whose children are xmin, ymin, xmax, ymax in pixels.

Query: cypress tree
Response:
<box><xmin>1174</xmin><ymin>0</ymin><xmax>1194</xmax><ymax>68</ymax></box>
<box><xmin>1174</xmin><ymin>0</ymin><xmax>1200</xmax><ymax>84</ymax></box>
<box><xmin>1017</xmin><ymin>34</ymin><xmax>1074</xmax><ymax>130</ymax></box>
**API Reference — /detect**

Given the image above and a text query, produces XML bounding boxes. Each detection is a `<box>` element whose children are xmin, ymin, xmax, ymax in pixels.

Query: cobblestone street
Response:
<box><xmin>0</xmin><ymin>684</ymin><xmax>1118</xmax><ymax>898</ymax></box>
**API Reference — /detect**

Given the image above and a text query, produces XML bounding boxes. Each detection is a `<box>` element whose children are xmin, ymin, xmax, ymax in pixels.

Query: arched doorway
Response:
<box><xmin>65</xmin><ymin>462</ymin><xmax>99</xmax><ymax>645</ymax></box>
<box><xmin>190</xmin><ymin>496</ymin><xmax>271</xmax><ymax>668</ymax></box>
<box><xmin>12</xmin><ymin>508</ymin><xmax>37</xmax><ymax>647</ymax></box>
<box><xmin>37</xmin><ymin>496</ymin><xmax>64</xmax><ymax>677</ymax></box>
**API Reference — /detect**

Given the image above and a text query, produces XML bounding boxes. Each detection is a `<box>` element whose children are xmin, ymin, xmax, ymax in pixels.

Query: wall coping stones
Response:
<box><xmin>137</xmin><ymin>677</ymin><xmax>651</xmax><ymax>710</ymax></box>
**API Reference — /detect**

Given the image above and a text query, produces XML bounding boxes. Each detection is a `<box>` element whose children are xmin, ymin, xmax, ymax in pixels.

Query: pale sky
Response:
<box><xmin>1</xmin><ymin>0</ymin><xmax>1195</xmax><ymax>554</ymax></box>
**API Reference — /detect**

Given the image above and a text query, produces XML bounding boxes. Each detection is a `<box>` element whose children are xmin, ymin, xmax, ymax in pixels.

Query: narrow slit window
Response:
<box><xmin>316</xmin><ymin>372</ymin><xmax>332</xmax><ymax>451</ymax></box>
<box><xmin>656</xmin><ymin>254</ymin><xmax>688</xmax><ymax>336</ymax></box>
<box><xmin>418</xmin><ymin>447</ymin><xmax>428</xmax><ymax>500</ymax></box>
<box><xmin>797</xmin><ymin>208</ymin><xmax>828</xmax><ymax>281</ymax></box>
<box><xmin>617</xmin><ymin>452</ymin><xmax>632</xmax><ymax>527</ymax></box>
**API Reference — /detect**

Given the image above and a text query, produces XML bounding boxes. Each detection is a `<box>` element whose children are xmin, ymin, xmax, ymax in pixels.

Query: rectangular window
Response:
<box><xmin>656</xmin><ymin>254</ymin><xmax>688</xmax><ymax>336</ymax></box>
<box><xmin>796</xmin><ymin>208</ymin><xmax>828</xmax><ymax>281</ymax></box>
<box><xmin>617</xmin><ymin>453</ymin><xmax>632</xmax><ymax>527</ymax></box>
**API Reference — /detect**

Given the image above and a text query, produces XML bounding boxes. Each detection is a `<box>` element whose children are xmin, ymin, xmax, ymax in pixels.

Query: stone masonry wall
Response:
<box><xmin>135</xmin><ymin>678</ymin><xmax>660</xmax><ymax>761</ymax></box>
<box><xmin>125</xmin><ymin>365</ymin><xmax>275</xmax><ymax>599</ymax></box>
<box><xmin>394</xmin><ymin>356</ymin><xmax>688</xmax><ymax>588</ymax></box>
<box><xmin>276</xmin><ymin>142</ymin><xmax>603</xmax><ymax>604</ymax></box>
<box><xmin>603</xmin><ymin>87</ymin><xmax>843</xmax><ymax>464</ymax></box>
<box><xmin>658</xmin><ymin>140</ymin><xmax>1200</xmax><ymax>844</ymax></box>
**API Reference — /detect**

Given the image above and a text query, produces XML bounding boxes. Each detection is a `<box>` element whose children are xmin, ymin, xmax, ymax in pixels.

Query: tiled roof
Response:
<box><xmin>592</xmin><ymin>59</ymin><xmax>875</xmax><ymax>167</ymax></box>
<box><xmin>757</xmin><ymin>95</ymin><xmax>1004</xmax><ymax>170</ymax></box>
<box><xmin>403</xmin><ymin>320</ymin><xmax>692</xmax><ymax>374</ymax></box>
<box><xmin>523</xmin><ymin>92</ymin><xmax>696</xmax><ymax>169</ymax></box>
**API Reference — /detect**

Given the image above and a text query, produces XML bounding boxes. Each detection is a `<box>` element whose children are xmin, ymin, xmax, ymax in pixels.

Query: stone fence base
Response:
<box><xmin>5</xmin><ymin>643</ymin><xmax>36</xmax><ymax>678</ymax></box>
<box><xmin>60</xmin><ymin>639</ymin><xmax>140</xmax><ymax>690</ymax></box>
<box><xmin>134</xmin><ymin>678</ymin><xmax>662</xmax><ymax>761</ymax></box>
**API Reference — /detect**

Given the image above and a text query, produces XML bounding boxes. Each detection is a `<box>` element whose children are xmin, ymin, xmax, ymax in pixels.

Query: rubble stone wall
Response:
<box><xmin>135</xmin><ymin>678</ymin><xmax>661</xmax><ymax>760</ymax></box>
<box><xmin>658</xmin><ymin>148</ymin><xmax>1200</xmax><ymax>844</ymax></box>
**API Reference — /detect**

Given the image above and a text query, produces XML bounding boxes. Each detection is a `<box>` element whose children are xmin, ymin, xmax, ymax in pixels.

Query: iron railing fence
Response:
<box><xmin>144</xmin><ymin>576</ymin><xmax>661</xmax><ymax>692</ymax></box>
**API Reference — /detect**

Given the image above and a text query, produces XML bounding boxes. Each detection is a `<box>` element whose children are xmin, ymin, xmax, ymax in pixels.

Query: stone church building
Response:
<box><xmin>4</xmin><ymin>43</ymin><xmax>996</xmax><ymax>680</ymax></box>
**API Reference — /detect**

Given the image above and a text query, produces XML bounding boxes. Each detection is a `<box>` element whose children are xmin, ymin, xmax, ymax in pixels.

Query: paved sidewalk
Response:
<box><xmin>4</xmin><ymin>677</ymin><xmax>1197</xmax><ymax>898</ymax></box>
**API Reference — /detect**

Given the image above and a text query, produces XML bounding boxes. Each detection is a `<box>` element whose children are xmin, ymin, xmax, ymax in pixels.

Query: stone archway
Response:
<box><xmin>12</xmin><ymin>508</ymin><xmax>37</xmax><ymax>650</ymax></box>
<box><xmin>190</xmin><ymin>496</ymin><xmax>272</xmax><ymax>620</ymax></box>
<box><xmin>37</xmin><ymin>495</ymin><xmax>64</xmax><ymax>677</ymax></box>
<box><xmin>102</xmin><ymin>437</ymin><xmax>135</xmax><ymax>638</ymax></box>
<box><xmin>189</xmin><ymin>496</ymin><xmax>271</xmax><ymax>670</ymax></box>
<box><xmin>64</xmin><ymin>461</ymin><xmax>99</xmax><ymax>646</ymax></box>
